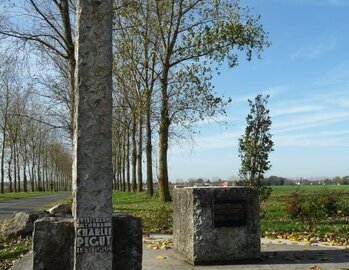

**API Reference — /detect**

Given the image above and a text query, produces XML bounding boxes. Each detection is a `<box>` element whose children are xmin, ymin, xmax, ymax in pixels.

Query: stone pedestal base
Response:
<box><xmin>33</xmin><ymin>217</ymin><xmax>74</xmax><ymax>270</ymax></box>
<box><xmin>173</xmin><ymin>187</ymin><xmax>260</xmax><ymax>265</ymax></box>
<box><xmin>112</xmin><ymin>213</ymin><xmax>143</xmax><ymax>270</ymax></box>
<box><xmin>32</xmin><ymin>214</ymin><xmax>142</xmax><ymax>270</ymax></box>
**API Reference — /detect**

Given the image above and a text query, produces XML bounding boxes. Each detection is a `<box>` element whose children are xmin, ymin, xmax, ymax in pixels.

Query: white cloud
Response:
<box><xmin>193</xmin><ymin>131</ymin><xmax>241</xmax><ymax>150</ymax></box>
<box><xmin>275</xmin><ymin>129</ymin><xmax>349</xmax><ymax>147</ymax></box>
<box><xmin>230</xmin><ymin>86</ymin><xmax>286</xmax><ymax>104</ymax></box>
<box><xmin>273</xmin><ymin>111</ymin><xmax>349</xmax><ymax>134</ymax></box>
<box><xmin>170</xmin><ymin>131</ymin><xmax>242</xmax><ymax>154</ymax></box>
<box><xmin>291</xmin><ymin>38</ymin><xmax>337</xmax><ymax>60</ymax></box>
<box><xmin>272</xmin><ymin>105</ymin><xmax>325</xmax><ymax>117</ymax></box>
<box><xmin>315</xmin><ymin>63</ymin><xmax>349</xmax><ymax>87</ymax></box>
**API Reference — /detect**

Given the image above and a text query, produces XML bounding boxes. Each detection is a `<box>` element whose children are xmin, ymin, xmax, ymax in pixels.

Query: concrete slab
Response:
<box><xmin>143</xmin><ymin>237</ymin><xmax>349</xmax><ymax>270</ymax></box>
<box><xmin>10</xmin><ymin>236</ymin><xmax>349</xmax><ymax>270</ymax></box>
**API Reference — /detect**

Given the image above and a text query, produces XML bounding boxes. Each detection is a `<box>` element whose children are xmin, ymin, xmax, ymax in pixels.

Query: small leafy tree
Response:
<box><xmin>238</xmin><ymin>94</ymin><xmax>274</xmax><ymax>187</ymax></box>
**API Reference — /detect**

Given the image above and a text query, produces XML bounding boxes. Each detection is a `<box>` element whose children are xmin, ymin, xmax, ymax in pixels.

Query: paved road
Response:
<box><xmin>0</xmin><ymin>193</ymin><xmax>71</xmax><ymax>220</ymax></box>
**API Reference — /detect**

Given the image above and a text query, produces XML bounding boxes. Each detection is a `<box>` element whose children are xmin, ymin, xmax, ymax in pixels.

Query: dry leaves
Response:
<box><xmin>143</xmin><ymin>237</ymin><xmax>173</xmax><ymax>250</ymax></box>
<box><xmin>0</xmin><ymin>260</ymin><xmax>14</xmax><ymax>270</ymax></box>
<box><xmin>309</xmin><ymin>266</ymin><xmax>321</xmax><ymax>270</ymax></box>
<box><xmin>264</xmin><ymin>230</ymin><xmax>349</xmax><ymax>246</ymax></box>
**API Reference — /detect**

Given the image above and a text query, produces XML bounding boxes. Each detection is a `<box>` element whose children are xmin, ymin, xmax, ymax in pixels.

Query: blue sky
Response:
<box><xmin>168</xmin><ymin>0</ymin><xmax>349</xmax><ymax>181</ymax></box>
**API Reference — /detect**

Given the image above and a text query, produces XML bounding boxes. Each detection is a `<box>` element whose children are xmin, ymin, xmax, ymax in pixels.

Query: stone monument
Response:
<box><xmin>173</xmin><ymin>187</ymin><xmax>260</xmax><ymax>265</ymax></box>
<box><xmin>32</xmin><ymin>1</ymin><xmax>143</xmax><ymax>269</ymax></box>
<box><xmin>72</xmin><ymin>0</ymin><xmax>114</xmax><ymax>269</ymax></box>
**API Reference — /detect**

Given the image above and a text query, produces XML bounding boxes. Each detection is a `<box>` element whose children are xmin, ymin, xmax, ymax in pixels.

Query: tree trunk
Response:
<box><xmin>126</xmin><ymin>127</ymin><xmax>131</xmax><ymax>192</ymax></box>
<box><xmin>145</xmin><ymin>88</ymin><xmax>154</xmax><ymax>197</ymax></box>
<box><xmin>158</xmin><ymin>66</ymin><xmax>171</xmax><ymax>202</ymax></box>
<box><xmin>131</xmin><ymin>115</ymin><xmax>137</xmax><ymax>192</ymax></box>
<box><xmin>122</xmin><ymin>131</ymin><xmax>126</xmax><ymax>191</ymax></box>
<box><xmin>1</xmin><ymin>127</ymin><xmax>6</xmax><ymax>193</ymax></box>
<box><xmin>58</xmin><ymin>0</ymin><xmax>75</xmax><ymax>137</ymax></box>
<box><xmin>37</xmin><ymin>143</ymin><xmax>42</xmax><ymax>191</ymax></box>
<box><xmin>50</xmin><ymin>163</ymin><xmax>53</xmax><ymax>192</ymax></box>
<box><xmin>13</xmin><ymin>143</ymin><xmax>17</xmax><ymax>192</ymax></box>
<box><xmin>8</xmin><ymin>146</ymin><xmax>13</xmax><ymax>192</ymax></box>
<box><xmin>30</xmin><ymin>150</ymin><xmax>35</xmax><ymax>192</ymax></box>
<box><xmin>44</xmin><ymin>152</ymin><xmax>49</xmax><ymax>191</ymax></box>
<box><xmin>23</xmin><ymin>165</ymin><xmax>28</xmax><ymax>192</ymax></box>
<box><xmin>16</xmin><ymin>144</ymin><xmax>21</xmax><ymax>192</ymax></box>
<box><xmin>23</xmin><ymin>150</ymin><xmax>28</xmax><ymax>192</ymax></box>
<box><xmin>116</xmin><ymin>150</ymin><xmax>121</xmax><ymax>191</ymax></box>
<box><xmin>112</xmin><ymin>152</ymin><xmax>117</xmax><ymax>190</ymax></box>
<box><xmin>137</xmin><ymin>114</ymin><xmax>143</xmax><ymax>192</ymax></box>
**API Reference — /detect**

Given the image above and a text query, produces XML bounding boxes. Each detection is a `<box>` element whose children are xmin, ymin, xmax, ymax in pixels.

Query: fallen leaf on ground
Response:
<box><xmin>319</xmin><ymin>256</ymin><xmax>332</xmax><ymax>261</ymax></box>
<box><xmin>309</xmin><ymin>265</ymin><xmax>321</xmax><ymax>270</ymax></box>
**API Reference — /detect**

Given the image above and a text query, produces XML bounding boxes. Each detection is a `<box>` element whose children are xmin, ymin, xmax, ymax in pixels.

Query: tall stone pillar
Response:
<box><xmin>72</xmin><ymin>1</ymin><xmax>113</xmax><ymax>269</ymax></box>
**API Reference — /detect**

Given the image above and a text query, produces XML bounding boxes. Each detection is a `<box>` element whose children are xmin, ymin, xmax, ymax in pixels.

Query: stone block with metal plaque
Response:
<box><xmin>173</xmin><ymin>187</ymin><xmax>260</xmax><ymax>265</ymax></box>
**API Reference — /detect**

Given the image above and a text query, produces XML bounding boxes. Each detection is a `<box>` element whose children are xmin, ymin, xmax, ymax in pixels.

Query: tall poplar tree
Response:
<box><xmin>238</xmin><ymin>94</ymin><xmax>274</xmax><ymax>186</ymax></box>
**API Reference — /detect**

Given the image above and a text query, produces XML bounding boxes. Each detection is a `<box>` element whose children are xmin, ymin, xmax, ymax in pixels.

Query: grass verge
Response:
<box><xmin>0</xmin><ymin>191</ymin><xmax>69</xmax><ymax>203</ymax></box>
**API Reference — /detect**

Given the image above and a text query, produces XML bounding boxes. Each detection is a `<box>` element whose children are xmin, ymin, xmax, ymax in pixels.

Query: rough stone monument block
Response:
<box><xmin>32</xmin><ymin>214</ymin><xmax>142</xmax><ymax>270</ymax></box>
<box><xmin>32</xmin><ymin>217</ymin><xmax>74</xmax><ymax>270</ymax></box>
<box><xmin>173</xmin><ymin>187</ymin><xmax>260</xmax><ymax>265</ymax></box>
<box><xmin>112</xmin><ymin>213</ymin><xmax>142</xmax><ymax>270</ymax></box>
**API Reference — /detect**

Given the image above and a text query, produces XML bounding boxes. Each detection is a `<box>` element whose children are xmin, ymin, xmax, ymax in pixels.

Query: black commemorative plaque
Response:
<box><xmin>212</xmin><ymin>199</ymin><xmax>247</xmax><ymax>227</ymax></box>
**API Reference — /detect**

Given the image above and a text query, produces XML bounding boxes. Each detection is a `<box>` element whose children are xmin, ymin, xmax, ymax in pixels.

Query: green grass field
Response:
<box><xmin>269</xmin><ymin>184</ymin><xmax>349</xmax><ymax>197</ymax></box>
<box><xmin>0</xmin><ymin>191</ymin><xmax>67</xmax><ymax>203</ymax></box>
<box><xmin>1</xmin><ymin>185</ymin><xmax>348</xmax><ymax>265</ymax></box>
<box><xmin>262</xmin><ymin>185</ymin><xmax>349</xmax><ymax>245</ymax></box>
<box><xmin>111</xmin><ymin>185</ymin><xmax>349</xmax><ymax>245</ymax></box>
<box><xmin>112</xmin><ymin>191</ymin><xmax>172</xmax><ymax>234</ymax></box>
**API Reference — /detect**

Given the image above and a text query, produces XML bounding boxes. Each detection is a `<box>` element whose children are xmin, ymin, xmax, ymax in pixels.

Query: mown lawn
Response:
<box><xmin>112</xmin><ymin>191</ymin><xmax>172</xmax><ymax>234</ymax></box>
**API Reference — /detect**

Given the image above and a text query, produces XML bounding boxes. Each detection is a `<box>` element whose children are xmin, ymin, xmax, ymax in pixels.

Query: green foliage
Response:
<box><xmin>284</xmin><ymin>191</ymin><xmax>343</xmax><ymax>225</ymax></box>
<box><xmin>259</xmin><ymin>186</ymin><xmax>273</xmax><ymax>202</ymax></box>
<box><xmin>261</xmin><ymin>185</ymin><xmax>349</xmax><ymax>245</ymax></box>
<box><xmin>235</xmin><ymin>180</ymin><xmax>272</xmax><ymax>203</ymax></box>
<box><xmin>238</xmin><ymin>94</ymin><xmax>274</xmax><ymax>186</ymax></box>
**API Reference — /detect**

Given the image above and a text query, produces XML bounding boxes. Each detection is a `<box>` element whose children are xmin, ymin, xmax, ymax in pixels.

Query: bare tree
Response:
<box><xmin>0</xmin><ymin>0</ymin><xmax>76</xmax><ymax>136</ymax></box>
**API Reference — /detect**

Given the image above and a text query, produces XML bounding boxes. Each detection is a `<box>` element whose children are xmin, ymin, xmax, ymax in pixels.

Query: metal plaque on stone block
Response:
<box><xmin>212</xmin><ymin>199</ymin><xmax>247</xmax><ymax>227</ymax></box>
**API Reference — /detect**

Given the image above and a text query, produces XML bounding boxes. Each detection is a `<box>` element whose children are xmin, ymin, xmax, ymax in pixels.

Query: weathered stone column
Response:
<box><xmin>73</xmin><ymin>0</ymin><xmax>113</xmax><ymax>269</ymax></box>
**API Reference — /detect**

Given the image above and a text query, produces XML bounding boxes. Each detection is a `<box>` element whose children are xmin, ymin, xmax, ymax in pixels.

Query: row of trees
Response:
<box><xmin>175</xmin><ymin>176</ymin><xmax>349</xmax><ymax>186</ymax></box>
<box><xmin>0</xmin><ymin>57</ymin><xmax>72</xmax><ymax>193</ymax></box>
<box><xmin>0</xmin><ymin>0</ymin><xmax>269</xmax><ymax>200</ymax></box>
<box><xmin>261</xmin><ymin>176</ymin><xmax>349</xmax><ymax>186</ymax></box>
<box><xmin>112</xmin><ymin>0</ymin><xmax>269</xmax><ymax>201</ymax></box>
